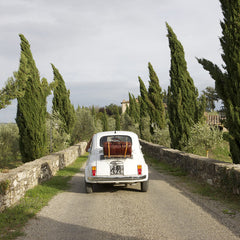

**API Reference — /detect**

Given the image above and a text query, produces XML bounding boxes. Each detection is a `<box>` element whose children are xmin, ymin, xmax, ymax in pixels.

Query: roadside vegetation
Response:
<box><xmin>0</xmin><ymin>154</ymin><xmax>87</xmax><ymax>240</ymax></box>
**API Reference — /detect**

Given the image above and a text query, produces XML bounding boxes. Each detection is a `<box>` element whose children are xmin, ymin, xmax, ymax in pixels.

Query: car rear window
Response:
<box><xmin>99</xmin><ymin>135</ymin><xmax>132</xmax><ymax>147</ymax></box>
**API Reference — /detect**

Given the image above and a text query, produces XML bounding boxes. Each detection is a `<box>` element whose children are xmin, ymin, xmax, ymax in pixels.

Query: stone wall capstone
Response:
<box><xmin>0</xmin><ymin>142</ymin><xmax>87</xmax><ymax>212</ymax></box>
<box><xmin>140</xmin><ymin>139</ymin><xmax>240</xmax><ymax>195</ymax></box>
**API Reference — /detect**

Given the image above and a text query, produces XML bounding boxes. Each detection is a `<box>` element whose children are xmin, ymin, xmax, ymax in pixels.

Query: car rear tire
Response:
<box><xmin>85</xmin><ymin>182</ymin><xmax>93</xmax><ymax>193</ymax></box>
<box><xmin>141</xmin><ymin>180</ymin><xmax>149</xmax><ymax>192</ymax></box>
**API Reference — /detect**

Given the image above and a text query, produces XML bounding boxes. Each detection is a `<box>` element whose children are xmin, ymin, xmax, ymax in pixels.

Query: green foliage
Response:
<box><xmin>107</xmin><ymin>116</ymin><xmax>116</xmax><ymax>131</ymax></box>
<box><xmin>71</xmin><ymin>107</ymin><xmax>95</xmax><ymax>143</ymax></box>
<box><xmin>197</xmin><ymin>1</ymin><xmax>240</xmax><ymax>163</ymax></box>
<box><xmin>152</xmin><ymin>126</ymin><xmax>171</xmax><ymax>148</ymax></box>
<box><xmin>166</xmin><ymin>23</ymin><xmax>202</xmax><ymax>150</ymax></box>
<box><xmin>210</xmin><ymin>141</ymin><xmax>232</xmax><ymax>163</ymax></box>
<box><xmin>0</xmin><ymin>74</ymin><xmax>26</xmax><ymax>110</ymax></box>
<box><xmin>139</xmin><ymin>115</ymin><xmax>151</xmax><ymax>142</ymax></box>
<box><xmin>183</xmin><ymin>122</ymin><xmax>223</xmax><ymax>155</ymax></box>
<box><xmin>91</xmin><ymin>105</ymin><xmax>96</xmax><ymax>125</ymax></box>
<box><xmin>128</xmin><ymin>93</ymin><xmax>140</xmax><ymax>123</ymax></box>
<box><xmin>16</xmin><ymin>34</ymin><xmax>50</xmax><ymax>162</ymax></box>
<box><xmin>115</xmin><ymin>107</ymin><xmax>121</xmax><ymax>131</ymax></box>
<box><xmin>102</xmin><ymin>109</ymin><xmax>109</xmax><ymax>131</ymax></box>
<box><xmin>105</xmin><ymin>103</ymin><xmax>122</xmax><ymax>116</ymax></box>
<box><xmin>0</xmin><ymin>123</ymin><xmax>21</xmax><ymax>169</ymax></box>
<box><xmin>46</xmin><ymin>111</ymin><xmax>71</xmax><ymax>153</ymax></box>
<box><xmin>202</xmin><ymin>86</ymin><xmax>219</xmax><ymax>112</ymax></box>
<box><xmin>148</xmin><ymin>62</ymin><xmax>166</xmax><ymax>131</ymax></box>
<box><xmin>51</xmin><ymin>64</ymin><xmax>75</xmax><ymax>135</ymax></box>
<box><xmin>138</xmin><ymin>78</ymin><xmax>149</xmax><ymax>117</ymax></box>
<box><xmin>121</xmin><ymin>113</ymin><xmax>140</xmax><ymax>136</ymax></box>
<box><xmin>138</xmin><ymin>76</ymin><xmax>154</xmax><ymax>139</ymax></box>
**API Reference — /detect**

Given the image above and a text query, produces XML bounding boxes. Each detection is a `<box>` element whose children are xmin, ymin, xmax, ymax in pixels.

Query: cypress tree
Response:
<box><xmin>138</xmin><ymin>77</ymin><xmax>149</xmax><ymax>117</ymax></box>
<box><xmin>0</xmin><ymin>74</ymin><xmax>25</xmax><ymax>110</ymax></box>
<box><xmin>128</xmin><ymin>92</ymin><xmax>140</xmax><ymax>123</ymax></box>
<box><xmin>16</xmin><ymin>34</ymin><xmax>50</xmax><ymax>162</ymax></box>
<box><xmin>148</xmin><ymin>62</ymin><xmax>166</xmax><ymax>131</ymax></box>
<box><xmin>51</xmin><ymin>64</ymin><xmax>75</xmax><ymax>134</ymax></box>
<box><xmin>102</xmin><ymin>109</ymin><xmax>108</xmax><ymax>131</ymax></box>
<box><xmin>115</xmin><ymin>107</ymin><xmax>121</xmax><ymax>131</ymax></box>
<box><xmin>138</xmin><ymin>76</ymin><xmax>153</xmax><ymax>139</ymax></box>
<box><xmin>197</xmin><ymin>0</ymin><xmax>240</xmax><ymax>163</ymax></box>
<box><xmin>128</xmin><ymin>92</ymin><xmax>134</xmax><ymax>119</ymax></box>
<box><xmin>91</xmin><ymin>105</ymin><xmax>97</xmax><ymax>126</ymax></box>
<box><xmin>166</xmin><ymin>23</ymin><xmax>200</xmax><ymax>150</ymax></box>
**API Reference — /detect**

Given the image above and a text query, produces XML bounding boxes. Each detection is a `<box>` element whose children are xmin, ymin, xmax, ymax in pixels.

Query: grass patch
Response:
<box><xmin>145</xmin><ymin>154</ymin><xmax>186</xmax><ymax>177</ymax></box>
<box><xmin>208</xmin><ymin>141</ymin><xmax>232</xmax><ymax>163</ymax></box>
<box><xmin>0</xmin><ymin>158</ymin><xmax>23</xmax><ymax>173</ymax></box>
<box><xmin>0</xmin><ymin>154</ymin><xmax>88</xmax><ymax>240</ymax></box>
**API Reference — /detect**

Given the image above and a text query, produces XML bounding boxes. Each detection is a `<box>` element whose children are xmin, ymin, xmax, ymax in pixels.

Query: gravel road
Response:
<box><xmin>18</xmin><ymin>164</ymin><xmax>240</xmax><ymax>240</ymax></box>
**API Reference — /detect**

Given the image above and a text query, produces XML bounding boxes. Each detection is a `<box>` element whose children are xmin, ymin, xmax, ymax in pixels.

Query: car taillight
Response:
<box><xmin>92</xmin><ymin>166</ymin><xmax>96</xmax><ymax>176</ymax></box>
<box><xmin>137</xmin><ymin>165</ymin><xmax>142</xmax><ymax>175</ymax></box>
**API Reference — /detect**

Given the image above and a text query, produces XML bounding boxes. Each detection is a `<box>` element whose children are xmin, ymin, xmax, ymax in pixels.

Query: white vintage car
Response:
<box><xmin>84</xmin><ymin>131</ymin><xmax>149</xmax><ymax>193</ymax></box>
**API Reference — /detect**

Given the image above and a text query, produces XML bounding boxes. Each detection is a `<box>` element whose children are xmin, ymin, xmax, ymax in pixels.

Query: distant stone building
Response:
<box><xmin>204</xmin><ymin>112</ymin><xmax>226</xmax><ymax>126</ymax></box>
<box><xmin>121</xmin><ymin>98</ymin><xmax>139</xmax><ymax>114</ymax></box>
<box><xmin>121</xmin><ymin>99</ymin><xmax>167</xmax><ymax>114</ymax></box>
<box><xmin>121</xmin><ymin>99</ymin><xmax>129</xmax><ymax>114</ymax></box>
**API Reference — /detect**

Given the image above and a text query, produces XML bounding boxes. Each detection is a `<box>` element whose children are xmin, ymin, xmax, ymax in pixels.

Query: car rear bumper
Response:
<box><xmin>87</xmin><ymin>175</ymin><xmax>147</xmax><ymax>183</ymax></box>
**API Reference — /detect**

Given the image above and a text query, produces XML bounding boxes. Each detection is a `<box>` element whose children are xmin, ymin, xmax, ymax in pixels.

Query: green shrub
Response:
<box><xmin>71</xmin><ymin>107</ymin><xmax>95</xmax><ymax>143</ymax></box>
<box><xmin>46</xmin><ymin>111</ymin><xmax>71</xmax><ymax>153</ymax></box>
<box><xmin>152</xmin><ymin>126</ymin><xmax>171</xmax><ymax>147</ymax></box>
<box><xmin>121</xmin><ymin>113</ymin><xmax>140</xmax><ymax>136</ymax></box>
<box><xmin>183</xmin><ymin>122</ymin><xmax>223</xmax><ymax>156</ymax></box>
<box><xmin>0</xmin><ymin>123</ymin><xmax>21</xmax><ymax>168</ymax></box>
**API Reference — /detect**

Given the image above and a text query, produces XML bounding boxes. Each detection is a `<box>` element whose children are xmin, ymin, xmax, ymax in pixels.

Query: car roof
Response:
<box><xmin>92</xmin><ymin>131</ymin><xmax>140</xmax><ymax>149</ymax></box>
<box><xmin>94</xmin><ymin>131</ymin><xmax>138</xmax><ymax>139</ymax></box>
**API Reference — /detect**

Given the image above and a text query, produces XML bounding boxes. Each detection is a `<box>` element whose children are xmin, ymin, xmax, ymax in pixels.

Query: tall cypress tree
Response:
<box><xmin>138</xmin><ymin>77</ymin><xmax>149</xmax><ymax>118</ymax></box>
<box><xmin>16</xmin><ymin>34</ymin><xmax>50</xmax><ymax>162</ymax></box>
<box><xmin>166</xmin><ymin>23</ymin><xmax>200</xmax><ymax>150</ymax></box>
<box><xmin>128</xmin><ymin>92</ymin><xmax>140</xmax><ymax>123</ymax></box>
<box><xmin>51</xmin><ymin>64</ymin><xmax>75</xmax><ymax>134</ymax></box>
<box><xmin>197</xmin><ymin>0</ymin><xmax>240</xmax><ymax>163</ymax></box>
<box><xmin>91</xmin><ymin>105</ymin><xmax>97</xmax><ymax>126</ymax></box>
<box><xmin>115</xmin><ymin>107</ymin><xmax>121</xmax><ymax>131</ymax></box>
<box><xmin>102</xmin><ymin>109</ymin><xmax>108</xmax><ymax>131</ymax></box>
<box><xmin>138</xmin><ymin>77</ymin><xmax>153</xmax><ymax>140</ymax></box>
<box><xmin>148</xmin><ymin>62</ymin><xmax>166</xmax><ymax>132</ymax></box>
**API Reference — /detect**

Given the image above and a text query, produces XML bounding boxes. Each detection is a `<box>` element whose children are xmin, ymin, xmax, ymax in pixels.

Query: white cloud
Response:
<box><xmin>0</xmin><ymin>0</ymin><xmax>224</xmax><ymax>122</ymax></box>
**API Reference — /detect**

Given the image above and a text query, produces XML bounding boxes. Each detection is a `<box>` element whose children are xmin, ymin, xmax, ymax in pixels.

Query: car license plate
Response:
<box><xmin>110</xmin><ymin>161</ymin><xmax>124</xmax><ymax>175</ymax></box>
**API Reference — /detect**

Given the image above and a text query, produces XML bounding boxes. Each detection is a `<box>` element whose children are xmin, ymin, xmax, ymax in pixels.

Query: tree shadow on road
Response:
<box><xmin>18</xmin><ymin>215</ymin><xmax>147</xmax><ymax>240</ymax></box>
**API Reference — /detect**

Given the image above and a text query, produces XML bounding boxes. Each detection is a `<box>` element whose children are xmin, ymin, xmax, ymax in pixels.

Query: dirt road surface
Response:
<box><xmin>18</xmin><ymin>165</ymin><xmax>240</xmax><ymax>240</ymax></box>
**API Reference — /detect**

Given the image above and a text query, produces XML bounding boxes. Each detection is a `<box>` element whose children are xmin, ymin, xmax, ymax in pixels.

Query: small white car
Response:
<box><xmin>84</xmin><ymin>131</ymin><xmax>149</xmax><ymax>193</ymax></box>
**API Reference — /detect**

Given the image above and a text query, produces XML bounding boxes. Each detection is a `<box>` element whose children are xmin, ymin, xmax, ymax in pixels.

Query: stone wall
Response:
<box><xmin>140</xmin><ymin>140</ymin><xmax>240</xmax><ymax>195</ymax></box>
<box><xmin>0</xmin><ymin>142</ymin><xmax>87</xmax><ymax>212</ymax></box>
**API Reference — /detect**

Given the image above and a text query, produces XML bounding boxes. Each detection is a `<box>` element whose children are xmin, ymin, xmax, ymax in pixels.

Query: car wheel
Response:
<box><xmin>141</xmin><ymin>180</ymin><xmax>149</xmax><ymax>192</ymax></box>
<box><xmin>85</xmin><ymin>182</ymin><xmax>93</xmax><ymax>193</ymax></box>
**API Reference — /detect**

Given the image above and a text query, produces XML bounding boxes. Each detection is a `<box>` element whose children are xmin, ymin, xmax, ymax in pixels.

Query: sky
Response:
<box><xmin>0</xmin><ymin>0</ymin><xmax>223</xmax><ymax>122</ymax></box>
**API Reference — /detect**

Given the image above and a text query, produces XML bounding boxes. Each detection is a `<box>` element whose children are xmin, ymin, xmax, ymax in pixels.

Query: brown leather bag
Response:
<box><xmin>103</xmin><ymin>141</ymin><xmax>132</xmax><ymax>158</ymax></box>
